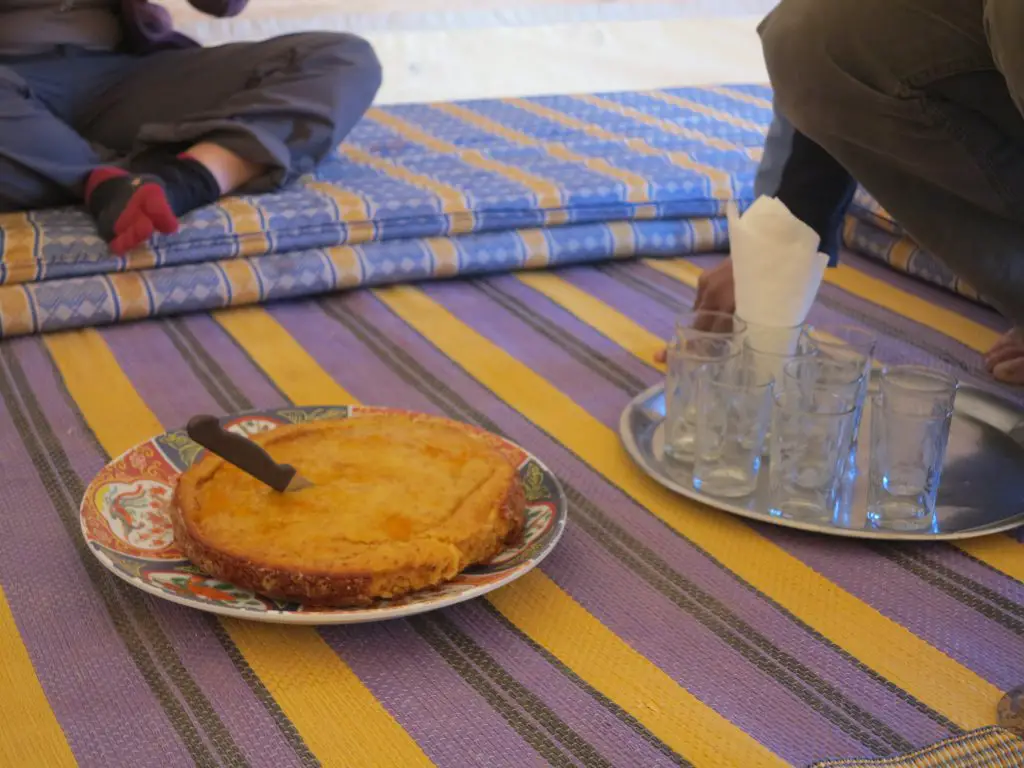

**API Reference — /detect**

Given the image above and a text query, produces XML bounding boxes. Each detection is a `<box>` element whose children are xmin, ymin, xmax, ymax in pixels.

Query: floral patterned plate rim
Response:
<box><xmin>79</xmin><ymin>405</ymin><xmax>568</xmax><ymax>625</ymax></box>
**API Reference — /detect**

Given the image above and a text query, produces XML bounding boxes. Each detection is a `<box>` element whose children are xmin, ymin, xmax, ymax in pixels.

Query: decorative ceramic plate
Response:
<box><xmin>80</xmin><ymin>406</ymin><xmax>568</xmax><ymax>624</ymax></box>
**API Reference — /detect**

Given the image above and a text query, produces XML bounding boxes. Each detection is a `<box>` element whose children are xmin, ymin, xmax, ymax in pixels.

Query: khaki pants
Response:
<box><xmin>760</xmin><ymin>0</ymin><xmax>1024</xmax><ymax>325</ymax></box>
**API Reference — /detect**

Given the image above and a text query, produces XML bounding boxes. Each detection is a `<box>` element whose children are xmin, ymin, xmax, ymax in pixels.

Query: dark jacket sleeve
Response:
<box><xmin>775</xmin><ymin>129</ymin><xmax>856</xmax><ymax>267</ymax></box>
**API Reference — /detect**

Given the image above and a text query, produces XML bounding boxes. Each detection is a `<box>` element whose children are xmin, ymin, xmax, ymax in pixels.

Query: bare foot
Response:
<box><xmin>984</xmin><ymin>328</ymin><xmax>1024</xmax><ymax>385</ymax></box>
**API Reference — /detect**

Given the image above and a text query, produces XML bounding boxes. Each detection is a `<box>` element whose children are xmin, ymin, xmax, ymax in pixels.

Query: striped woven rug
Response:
<box><xmin>0</xmin><ymin>252</ymin><xmax>1021</xmax><ymax>767</ymax></box>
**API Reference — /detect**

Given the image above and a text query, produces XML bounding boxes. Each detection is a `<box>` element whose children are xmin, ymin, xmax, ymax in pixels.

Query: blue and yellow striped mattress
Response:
<box><xmin>844</xmin><ymin>190</ymin><xmax>984</xmax><ymax>303</ymax></box>
<box><xmin>0</xmin><ymin>84</ymin><xmax>978</xmax><ymax>338</ymax></box>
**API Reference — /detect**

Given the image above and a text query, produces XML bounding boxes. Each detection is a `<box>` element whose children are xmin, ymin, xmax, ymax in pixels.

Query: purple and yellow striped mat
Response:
<box><xmin>1</xmin><ymin>252</ymin><xmax>1021</xmax><ymax>767</ymax></box>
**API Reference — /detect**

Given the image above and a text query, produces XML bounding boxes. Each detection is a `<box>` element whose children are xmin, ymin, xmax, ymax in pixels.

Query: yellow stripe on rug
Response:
<box><xmin>0</xmin><ymin>588</ymin><xmax>75</xmax><ymax>768</ymax></box>
<box><xmin>375</xmin><ymin>284</ymin><xmax>1003</xmax><ymax>728</ymax></box>
<box><xmin>514</xmin><ymin>272</ymin><xmax>665</xmax><ymax>369</ymax></box>
<box><xmin>642</xmin><ymin>257</ymin><xmax>701</xmax><ymax>289</ymax></box>
<box><xmin>490</xmin><ymin>571</ymin><xmax>784</xmax><ymax>767</ymax></box>
<box><xmin>826</xmin><ymin>266</ymin><xmax>1000</xmax><ymax>353</ymax></box>
<box><xmin>42</xmin><ymin>328</ymin><xmax>432</xmax><ymax>768</ymax></box>
<box><xmin>211</xmin><ymin>304</ymin><xmax>784</xmax><ymax>768</ymax></box>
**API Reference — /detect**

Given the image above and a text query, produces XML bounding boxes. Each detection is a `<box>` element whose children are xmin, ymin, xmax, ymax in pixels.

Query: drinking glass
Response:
<box><xmin>867</xmin><ymin>366</ymin><xmax>958</xmax><ymax>528</ymax></box>
<box><xmin>662</xmin><ymin>310</ymin><xmax>746</xmax><ymax>463</ymax></box>
<box><xmin>769</xmin><ymin>389</ymin><xmax>858</xmax><ymax>521</ymax></box>
<box><xmin>878</xmin><ymin>365</ymin><xmax>958</xmax><ymax>417</ymax></box>
<box><xmin>742</xmin><ymin>321</ymin><xmax>810</xmax><ymax>391</ymax></box>
<box><xmin>675</xmin><ymin>310</ymin><xmax>747</xmax><ymax>340</ymax></box>
<box><xmin>798</xmin><ymin>325</ymin><xmax>875</xmax><ymax>390</ymax></box>
<box><xmin>693</xmin><ymin>365</ymin><xmax>774</xmax><ymax>498</ymax></box>
<box><xmin>796</xmin><ymin>326</ymin><xmax>876</xmax><ymax>476</ymax></box>
<box><xmin>779</xmin><ymin>356</ymin><xmax>863</xmax><ymax>412</ymax></box>
<box><xmin>664</xmin><ymin>336</ymin><xmax>740</xmax><ymax>462</ymax></box>
<box><xmin>799</xmin><ymin>325</ymin><xmax>877</xmax><ymax>365</ymax></box>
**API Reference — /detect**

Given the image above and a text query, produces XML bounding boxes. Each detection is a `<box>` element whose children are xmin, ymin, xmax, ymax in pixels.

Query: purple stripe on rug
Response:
<box><xmin>100</xmin><ymin>321</ymin><xmax>226</xmax><ymax>426</ymax></box>
<box><xmin>179</xmin><ymin>314</ymin><xmax>289</xmax><ymax>410</ymax></box>
<box><xmin>0</xmin><ymin>338</ymin><xmax>191</xmax><ymax>766</ymax></box>
<box><xmin>446</xmin><ymin>599</ymin><xmax>689</xmax><ymax>767</ymax></box>
<box><xmin>422</xmin><ymin>276</ymin><xmax>660</xmax><ymax>394</ymax></box>
<box><xmin>274</xmin><ymin>291</ymin><xmax>954</xmax><ymax>760</ymax></box>
<box><xmin>420</xmin><ymin>281</ymin><xmax>644</xmax><ymax>425</ymax></box>
<box><xmin>149</xmin><ymin>604</ymin><xmax>308</xmax><ymax>768</ymax></box>
<box><xmin>267</xmin><ymin>298</ymin><xmax>438</xmax><ymax>412</ymax></box>
<box><xmin>489</xmin><ymin>273</ymin><xmax>657</xmax><ymax>382</ymax></box>
<box><xmin>557</xmin><ymin>266</ymin><xmax>680</xmax><ymax>338</ymax></box>
<box><xmin>762</xmin><ymin>529</ymin><xmax>1024</xmax><ymax>689</ymax></box>
<box><xmin>922</xmin><ymin>549</ymin><xmax>1024</xmax><ymax>603</ymax></box>
<box><xmin>449</xmin><ymin>272</ymin><xmax>1024</xmax><ymax>673</ymax></box>
<box><xmin>321</xmin><ymin>619</ymin><xmax>549</xmax><ymax>767</ymax></box>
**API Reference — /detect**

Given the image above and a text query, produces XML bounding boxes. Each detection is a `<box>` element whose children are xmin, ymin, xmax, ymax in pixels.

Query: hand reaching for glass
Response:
<box><xmin>654</xmin><ymin>259</ymin><xmax>736</xmax><ymax>364</ymax></box>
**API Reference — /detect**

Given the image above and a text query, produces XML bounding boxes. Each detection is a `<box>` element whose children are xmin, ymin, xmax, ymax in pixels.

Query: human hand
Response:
<box><xmin>693</xmin><ymin>259</ymin><xmax>736</xmax><ymax>322</ymax></box>
<box><xmin>984</xmin><ymin>328</ymin><xmax>1024</xmax><ymax>385</ymax></box>
<box><xmin>654</xmin><ymin>259</ymin><xmax>737</xmax><ymax>363</ymax></box>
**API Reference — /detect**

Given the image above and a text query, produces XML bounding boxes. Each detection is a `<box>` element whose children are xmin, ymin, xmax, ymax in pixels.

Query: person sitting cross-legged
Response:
<box><xmin>0</xmin><ymin>0</ymin><xmax>382</xmax><ymax>254</ymax></box>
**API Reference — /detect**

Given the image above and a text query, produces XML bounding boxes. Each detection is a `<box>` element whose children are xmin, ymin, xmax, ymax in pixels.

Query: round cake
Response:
<box><xmin>170</xmin><ymin>414</ymin><xmax>526</xmax><ymax>607</ymax></box>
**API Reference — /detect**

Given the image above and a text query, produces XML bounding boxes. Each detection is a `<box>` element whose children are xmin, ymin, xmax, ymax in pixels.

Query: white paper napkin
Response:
<box><xmin>729</xmin><ymin>196</ymin><xmax>829</xmax><ymax>329</ymax></box>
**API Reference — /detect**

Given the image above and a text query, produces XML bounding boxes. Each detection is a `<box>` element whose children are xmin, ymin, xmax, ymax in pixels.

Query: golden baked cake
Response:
<box><xmin>171</xmin><ymin>414</ymin><xmax>526</xmax><ymax>607</ymax></box>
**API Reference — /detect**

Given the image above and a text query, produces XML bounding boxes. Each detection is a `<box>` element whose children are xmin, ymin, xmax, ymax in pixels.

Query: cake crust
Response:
<box><xmin>171</xmin><ymin>414</ymin><xmax>526</xmax><ymax>607</ymax></box>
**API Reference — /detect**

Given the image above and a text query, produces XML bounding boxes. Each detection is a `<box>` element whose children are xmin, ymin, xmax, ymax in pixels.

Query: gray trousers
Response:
<box><xmin>0</xmin><ymin>33</ymin><xmax>381</xmax><ymax>212</ymax></box>
<box><xmin>760</xmin><ymin>0</ymin><xmax>1024</xmax><ymax>326</ymax></box>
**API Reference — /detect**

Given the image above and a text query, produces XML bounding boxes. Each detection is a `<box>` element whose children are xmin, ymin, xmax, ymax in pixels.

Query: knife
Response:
<box><xmin>186</xmin><ymin>415</ymin><xmax>314</xmax><ymax>493</ymax></box>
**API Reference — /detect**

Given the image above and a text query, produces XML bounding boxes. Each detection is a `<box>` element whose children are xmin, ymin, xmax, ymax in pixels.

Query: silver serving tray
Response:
<box><xmin>620</xmin><ymin>380</ymin><xmax>1024</xmax><ymax>540</ymax></box>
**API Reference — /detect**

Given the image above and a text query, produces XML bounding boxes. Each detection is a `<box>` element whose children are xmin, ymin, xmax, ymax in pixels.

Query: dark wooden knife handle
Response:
<box><xmin>186</xmin><ymin>415</ymin><xmax>298</xmax><ymax>493</ymax></box>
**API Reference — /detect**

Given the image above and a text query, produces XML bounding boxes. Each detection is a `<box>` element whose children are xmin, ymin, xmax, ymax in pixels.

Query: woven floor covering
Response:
<box><xmin>1</xmin><ymin>245</ymin><xmax>1022</xmax><ymax>767</ymax></box>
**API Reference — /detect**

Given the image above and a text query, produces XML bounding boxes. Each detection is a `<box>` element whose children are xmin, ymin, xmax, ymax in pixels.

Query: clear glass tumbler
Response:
<box><xmin>799</xmin><ymin>325</ymin><xmax>877</xmax><ymax>364</ymax></box>
<box><xmin>878</xmin><ymin>365</ymin><xmax>958</xmax><ymax>416</ymax></box>
<box><xmin>742</xmin><ymin>321</ymin><xmax>810</xmax><ymax>393</ymax></box>
<box><xmin>693</xmin><ymin>365</ymin><xmax>774</xmax><ymax>498</ymax></box>
<box><xmin>798</xmin><ymin>325</ymin><xmax>875</xmax><ymax>389</ymax></box>
<box><xmin>664</xmin><ymin>337</ymin><xmax>740</xmax><ymax>462</ymax></box>
<box><xmin>662</xmin><ymin>310</ymin><xmax>745</xmax><ymax>463</ymax></box>
<box><xmin>676</xmin><ymin>310</ymin><xmax>748</xmax><ymax>340</ymax></box>
<box><xmin>795</xmin><ymin>326</ymin><xmax>876</xmax><ymax>476</ymax></box>
<box><xmin>779</xmin><ymin>356</ymin><xmax>863</xmax><ymax>413</ymax></box>
<box><xmin>867</xmin><ymin>366</ymin><xmax>958</xmax><ymax>528</ymax></box>
<box><xmin>769</xmin><ymin>389</ymin><xmax>858</xmax><ymax>521</ymax></box>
